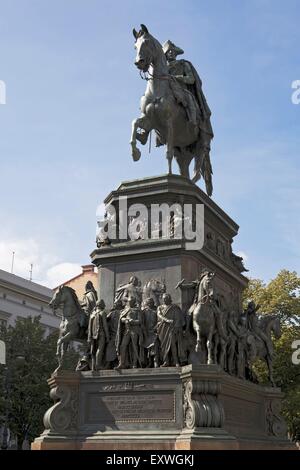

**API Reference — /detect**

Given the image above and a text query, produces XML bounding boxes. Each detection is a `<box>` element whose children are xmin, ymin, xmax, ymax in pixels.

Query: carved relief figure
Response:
<box><xmin>157</xmin><ymin>293</ymin><xmax>186</xmax><ymax>367</ymax></box>
<box><xmin>114</xmin><ymin>275</ymin><xmax>143</xmax><ymax>306</ymax></box>
<box><xmin>142</xmin><ymin>278</ymin><xmax>166</xmax><ymax>307</ymax></box>
<box><xmin>81</xmin><ymin>281</ymin><xmax>98</xmax><ymax>320</ymax></box>
<box><xmin>87</xmin><ymin>299</ymin><xmax>109</xmax><ymax>371</ymax></box>
<box><xmin>115</xmin><ymin>297</ymin><xmax>144</xmax><ymax>369</ymax></box>
<box><xmin>206</xmin><ymin>231</ymin><xmax>216</xmax><ymax>252</ymax></box>
<box><xmin>141</xmin><ymin>298</ymin><xmax>160</xmax><ymax>368</ymax></box>
<box><xmin>176</xmin><ymin>270</ymin><xmax>227</xmax><ymax>363</ymax></box>
<box><xmin>105</xmin><ymin>299</ymin><xmax>123</xmax><ymax>368</ymax></box>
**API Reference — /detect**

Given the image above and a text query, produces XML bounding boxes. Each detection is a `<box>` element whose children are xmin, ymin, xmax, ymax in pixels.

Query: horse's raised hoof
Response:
<box><xmin>131</xmin><ymin>147</ymin><xmax>141</xmax><ymax>162</ymax></box>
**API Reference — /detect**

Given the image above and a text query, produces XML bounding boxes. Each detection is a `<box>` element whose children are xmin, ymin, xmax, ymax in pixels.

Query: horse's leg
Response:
<box><xmin>130</xmin><ymin>116</ymin><xmax>150</xmax><ymax>162</ymax></box>
<box><xmin>193</xmin><ymin>318</ymin><xmax>201</xmax><ymax>353</ymax></box>
<box><xmin>55</xmin><ymin>344</ymin><xmax>62</xmax><ymax>371</ymax></box>
<box><xmin>266</xmin><ymin>354</ymin><xmax>275</xmax><ymax>386</ymax></box>
<box><xmin>228</xmin><ymin>338</ymin><xmax>236</xmax><ymax>375</ymax></box>
<box><xmin>165</xmin><ymin>118</ymin><xmax>174</xmax><ymax>174</ymax></box>
<box><xmin>213</xmin><ymin>334</ymin><xmax>219</xmax><ymax>364</ymax></box>
<box><xmin>60</xmin><ymin>341</ymin><xmax>68</xmax><ymax>369</ymax></box>
<box><xmin>56</xmin><ymin>336</ymin><xmax>61</xmax><ymax>358</ymax></box>
<box><xmin>207</xmin><ymin>331</ymin><xmax>214</xmax><ymax>365</ymax></box>
<box><xmin>58</xmin><ymin>331</ymin><xmax>74</xmax><ymax>369</ymax></box>
<box><xmin>219</xmin><ymin>338</ymin><xmax>227</xmax><ymax>370</ymax></box>
<box><xmin>174</xmin><ymin>148</ymin><xmax>192</xmax><ymax>179</ymax></box>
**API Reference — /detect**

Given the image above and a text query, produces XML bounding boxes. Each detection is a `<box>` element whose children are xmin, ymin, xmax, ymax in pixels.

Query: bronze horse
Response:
<box><xmin>248</xmin><ymin>315</ymin><xmax>281</xmax><ymax>386</ymax></box>
<box><xmin>192</xmin><ymin>271</ymin><xmax>216</xmax><ymax>364</ymax></box>
<box><xmin>49</xmin><ymin>286</ymin><xmax>86</xmax><ymax>372</ymax></box>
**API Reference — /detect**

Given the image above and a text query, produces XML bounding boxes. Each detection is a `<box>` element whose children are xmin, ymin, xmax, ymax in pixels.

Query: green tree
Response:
<box><xmin>243</xmin><ymin>270</ymin><xmax>300</xmax><ymax>440</ymax></box>
<box><xmin>244</xmin><ymin>269</ymin><xmax>300</xmax><ymax>325</ymax></box>
<box><xmin>0</xmin><ymin>316</ymin><xmax>79</xmax><ymax>449</ymax></box>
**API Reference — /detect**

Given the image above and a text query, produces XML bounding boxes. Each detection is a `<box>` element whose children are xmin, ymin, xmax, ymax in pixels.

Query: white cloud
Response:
<box><xmin>0</xmin><ymin>237</ymin><xmax>81</xmax><ymax>288</ymax></box>
<box><xmin>0</xmin><ymin>238</ymin><xmax>58</xmax><ymax>280</ymax></box>
<box><xmin>44</xmin><ymin>262</ymin><xmax>82</xmax><ymax>288</ymax></box>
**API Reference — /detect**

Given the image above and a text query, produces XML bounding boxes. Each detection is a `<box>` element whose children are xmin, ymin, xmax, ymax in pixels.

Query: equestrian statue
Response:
<box><xmin>131</xmin><ymin>24</ymin><xmax>214</xmax><ymax>196</ymax></box>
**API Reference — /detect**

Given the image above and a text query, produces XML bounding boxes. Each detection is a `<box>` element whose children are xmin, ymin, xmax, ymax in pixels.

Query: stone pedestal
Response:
<box><xmin>91</xmin><ymin>175</ymin><xmax>248</xmax><ymax>311</ymax></box>
<box><xmin>32</xmin><ymin>175</ymin><xmax>295</xmax><ymax>451</ymax></box>
<box><xmin>32</xmin><ymin>366</ymin><xmax>295</xmax><ymax>450</ymax></box>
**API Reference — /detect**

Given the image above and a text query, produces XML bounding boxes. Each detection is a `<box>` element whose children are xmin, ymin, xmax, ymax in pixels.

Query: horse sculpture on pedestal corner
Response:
<box><xmin>248</xmin><ymin>315</ymin><xmax>281</xmax><ymax>387</ymax></box>
<box><xmin>191</xmin><ymin>271</ymin><xmax>218</xmax><ymax>364</ymax></box>
<box><xmin>49</xmin><ymin>286</ymin><xmax>87</xmax><ymax>373</ymax></box>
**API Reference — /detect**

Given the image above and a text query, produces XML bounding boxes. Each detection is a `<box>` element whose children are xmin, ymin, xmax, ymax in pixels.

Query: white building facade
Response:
<box><xmin>0</xmin><ymin>269</ymin><xmax>59</xmax><ymax>334</ymax></box>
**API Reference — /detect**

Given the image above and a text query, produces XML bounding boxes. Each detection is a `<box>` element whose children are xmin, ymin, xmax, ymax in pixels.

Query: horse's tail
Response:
<box><xmin>202</xmin><ymin>152</ymin><xmax>213</xmax><ymax>197</ymax></box>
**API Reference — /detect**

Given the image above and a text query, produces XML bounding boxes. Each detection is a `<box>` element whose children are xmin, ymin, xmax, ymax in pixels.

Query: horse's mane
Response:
<box><xmin>148</xmin><ymin>34</ymin><xmax>167</xmax><ymax>65</ymax></box>
<box><xmin>259</xmin><ymin>314</ymin><xmax>277</xmax><ymax>328</ymax></box>
<box><xmin>62</xmin><ymin>286</ymin><xmax>82</xmax><ymax>311</ymax></box>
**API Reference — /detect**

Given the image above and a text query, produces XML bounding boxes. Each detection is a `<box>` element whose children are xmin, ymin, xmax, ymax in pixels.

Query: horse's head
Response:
<box><xmin>49</xmin><ymin>286</ymin><xmax>81</xmax><ymax>317</ymax></box>
<box><xmin>133</xmin><ymin>24</ymin><xmax>162</xmax><ymax>72</ymax></box>
<box><xmin>49</xmin><ymin>286</ymin><xmax>65</xmax><ymax>311</ymax></box>
<box><xmin>200</xmin><ymin>271</ymin><xmax>215</xmax><ymax>301</ymax></box>
<box><xmin>151</xmin><ymin>279</ymin><xmax>166</xmax><ymax>294</ymax></box>
<box><xmin>260</xmin><ymin>314</ymin><xmax>282</xmax><ymax>340</ymax></box>
<box><xmin>270</xmin><ymin>315</ymin><xmax>282</xmax><ymax>340</ymax></box>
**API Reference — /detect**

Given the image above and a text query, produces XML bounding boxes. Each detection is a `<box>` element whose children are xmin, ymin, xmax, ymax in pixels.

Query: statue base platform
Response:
<box><xmin>32</xmin><ymin>365</ymin><xmax>295</xmax><ymax>450</ymax></box>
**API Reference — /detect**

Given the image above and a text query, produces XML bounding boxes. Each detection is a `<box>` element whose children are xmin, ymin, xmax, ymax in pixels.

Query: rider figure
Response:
<box><xmin>163</xmin><ymin>40</ymin><xmax>198</xmax><ymax>128</ymax></box>
<box><xmin>114</xmin><ymin>275</ymin><xmax>142</xmax><ymax>307</ymax></box>
<box><xmin>163</xmin><ymin>42</ymin><xmax>213</xmax><ymax>134</ymax></box>
<box><xmin>161</xmin><ymin>40</ymin><xmax>214</xmax><ymax>185</ymax></box>
<box><xmin>245</xmin><ymin>301</ymin><xmax>273</xmax><ymax>358</ymax></box>
<box><xmin>176</xmin><ymin>269</ymin><xmax>227</xmax><ymax>341</ymax></box>
<box><xmin>82</xmin><ymin>281</ymin><xmax>98</xmax><ymax>317</ymax></box>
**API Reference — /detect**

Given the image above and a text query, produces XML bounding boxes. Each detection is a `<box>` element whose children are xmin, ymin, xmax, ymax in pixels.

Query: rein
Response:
<box><xmin>198</xmin><ymin>293</ymin><xmax>210</xmax><ymax>305</ymax></box>
<box><xmin>139</xmin><ymin>69</ymin><xmax>169</xmax><ymax>81</ymax></box>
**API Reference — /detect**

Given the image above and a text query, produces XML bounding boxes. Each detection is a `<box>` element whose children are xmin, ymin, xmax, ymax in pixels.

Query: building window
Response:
<box><xmin>3</xmin><ymin>293</ymin><xmax>7</xmax><ymax>299</ymax></box>
<box><xmin>22</xmin><ymin>300</ymin><xmax>26</xmax><ymax>305</ymax></box>
<box><xmin>40</xmin><ymin>306</ymin><xmax>44</xmax><ymax>312</ymax></box>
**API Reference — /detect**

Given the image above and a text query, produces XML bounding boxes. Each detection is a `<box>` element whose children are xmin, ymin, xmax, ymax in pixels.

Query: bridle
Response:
<box><xmin>139</xmin><ymin>69</ymin><xmax>170</xmax><ymax>81</ymax></box>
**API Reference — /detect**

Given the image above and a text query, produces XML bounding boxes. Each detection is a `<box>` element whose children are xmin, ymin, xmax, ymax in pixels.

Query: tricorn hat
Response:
<box><xmin>162</xmin><ymin>40</ymin><xmax>184</xmax><ymax>56</ymax></box>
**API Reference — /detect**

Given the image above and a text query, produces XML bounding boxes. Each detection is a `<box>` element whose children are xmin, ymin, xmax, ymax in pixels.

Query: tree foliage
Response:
<box><xmin>243</xmin><ymin>270</ymin><xmax>300</xmax><ymax>440</ymax></box>
<box><xmin>244</xmin><ymin>269</ymin><xmax>300</xmax><ymax>325</ymax></box>
<box><xmin>0</xmin><ymin>316</ymin><xmax>79</xmax><ymax>449</ymax></box>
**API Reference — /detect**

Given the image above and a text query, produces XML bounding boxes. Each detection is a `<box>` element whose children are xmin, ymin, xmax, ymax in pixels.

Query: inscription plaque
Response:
<box><xmin>86</xmin><ymin>390</ymin><xmax>175</xmax><ymax>423</ymax></box>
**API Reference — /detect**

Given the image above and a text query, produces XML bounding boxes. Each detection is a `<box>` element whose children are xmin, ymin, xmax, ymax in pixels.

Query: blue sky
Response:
<box><xmin>0</xmin><ymin>0</ymin><xmax>299</xmax><ymax>286</ymax></box>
